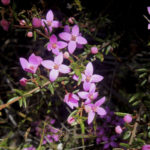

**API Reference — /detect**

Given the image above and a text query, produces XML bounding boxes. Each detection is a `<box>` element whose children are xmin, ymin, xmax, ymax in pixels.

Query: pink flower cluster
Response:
<box><xmin>19</xmin><ymin>9</ymin><xmax>105</xmax><ymax>125</ymax></box>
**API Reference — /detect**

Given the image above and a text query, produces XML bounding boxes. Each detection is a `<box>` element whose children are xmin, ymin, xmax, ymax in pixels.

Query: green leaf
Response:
<box><xmin>33</xmin><ymin>31</ymin><xmax>37</xmax><ymax>41</ymax></box>
<box><xmin>48</xmin><ymin>83</ymin><xmax>54</xmax><ymax>95</ymax></box>
<box><xmin>115</xmin><ymin>112</ymin><xmax>128</xmax><ymax>117</ymax></box>
<box><xmin>129</xmin><ymin>94</ymin><xmax>138</xmax><ymax>103</ymax></box>
<box><xmin>119</xmin><ymin>143</ymin><xmax>129</xmax><ymax>148</ymax></box>
<box><xmin>7</xmin><ymin>97</ymin><xmax>19</xmax><ymax>103</ymax></box>
<box><xmin>123</xmin><ymin>131</ymin><xmax>131</xmax><ymax>140</ymax></box>
<box><xmin>132</xmin><ymin>100</ymin><xmax>140</xmax><ymax>106</ymax></box>
<box><xmin>96</xmin><ymin>53</ymin><xmax>104</xmax><ymax>62</ymax></box>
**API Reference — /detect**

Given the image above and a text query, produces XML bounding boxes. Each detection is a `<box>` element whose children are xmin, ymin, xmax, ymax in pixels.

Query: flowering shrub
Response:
<box><xmin>0</xmin><ymin>1</ymin><xmax>150</xmax><ymax>150</ymax></box>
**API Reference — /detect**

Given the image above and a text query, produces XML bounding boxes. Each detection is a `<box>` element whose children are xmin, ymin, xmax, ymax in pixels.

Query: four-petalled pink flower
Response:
<box><xmin>47</xmin><ymin>34</ymin><xmax>67</xmax><ymax>55</ymax></box>
<box><xmin>41</xmin><ymin>54</ymin><xmax>70</xmax><ymax>81</ymax></box>
<box><xmin>64</xmin><ymin>93</ymin><xmax>79</xmax><ymax>109</ymax></box>
<box><xmin>59</xmin><ymin>25</ymin><xmax>87</xmax><ymax>54</ymax></box>
<box><xmin>20</xmin><ymin>53</ymin><xmax>43</xmax><ymax>74</ymax></box>
<box><xmin>42</xmin><ymin>10</ymin><xmax>59</xmax><ymax>33</ymax></box>
<box><xmin>84</xmin><ymin>97</ymin><xmax>106</xmax><ymax>124</ymax></box>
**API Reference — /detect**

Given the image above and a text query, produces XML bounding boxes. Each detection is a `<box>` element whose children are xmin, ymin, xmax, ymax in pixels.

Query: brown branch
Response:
<box><xmin>0</xmin><ymin>81</ymin><xmax>50</xmax><ymax>111</ymax></box>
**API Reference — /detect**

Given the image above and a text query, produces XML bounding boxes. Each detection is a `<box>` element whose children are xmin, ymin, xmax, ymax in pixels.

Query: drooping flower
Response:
<box><xmin>1</xmin><ymin>0</ymin><xmax>10</xmax><ymax>5</ymax></box>
<box><xmin>20</xmin><ymin>53</ymin><xmax>43</xmax><ymax>74</ymax></box>
<box><xmin>41</xmin><ymin>54</ymin><xmax>70</xmax><ymax>81</ymax></box>
<box><xmin>19</xmin><ymin>77</ymin><xmax>27</xmax><ymax>86</ymax></box>
<box><xmin>67</xmin><ymin>116</ymin><xmax>76</xmax><ymax>124</ymax></box>
<box><xmin>73</xmin><ymin>62</ymin><xmax>104</xmax><ymax>91</ymax></box>
<box><xmin>47</xmin><ymin>34</ymin><xmax>67</xmax><ymax>55</ymax></box>
<box><xmin>115</xmin><ymin>125</ymin><xmax>122</xmax><ymax>134</ymax></box>
<box><xmin>27</xmin><ymin>31</ymin><xmax>33</xmax><ymax>38</ymax></box>
<box><xmin>78</xmin><ymin>83</ymin><xmax>98</xmax><ymax>104</ymax></box>
<box><xmin>84</xmin><ymin>97</ymin><xmax>106</xmax><ymax>124</ymax></box>
<box><xmin>123</xmin><ymin>114</ymin><xmax>132</xmax><ymax>123</ymax></box>
<box><xmin>32</xmin><ymin>17</ymin><xmax>41</xmax><ymax>28</ymax></box>
<box><xmin>91</xmin><ymin>46</ymin><xmax>98</xmax><ymax>54</ymax></box>
<box><xmin>64</xmin><ymin>93</ymin><xmax>79</xmax><ymax>109</ymax></box>
<box><xmin>0</xmin><ymin>19</ymin><xmax>9</xmax><ymax>31</ymax></box>
<box><xmin>59</xmin><ymin>24</ymin><xmax>87</xmax><ymax>54</ymax></box>
<box><xmin>41</xmin><ymin>10</ymin><xmax>59</xmax><ymax>33</ymax></box>
<box><xmin>19</xmin><ymin>20</ymin><xmax>26</xmax><ymax>26</ymax></box>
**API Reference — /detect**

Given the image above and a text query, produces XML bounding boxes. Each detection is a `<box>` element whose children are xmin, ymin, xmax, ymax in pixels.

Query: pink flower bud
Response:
<box><xmin>115</xmin><ymin>125</ymin><xmax>122</xmax><ymax>134</ymax></box>
<box><xmin>1</xmin><ymin>0</ymin><xmax>10</xmax><ymax>5</ymax></box>
<box><xmin>142</xmin><ymin>145</ymin><xmax>150</xmax><ymax>150</ymax></box>
<box><xmin>19</xmin><ymin>20</ymin><xmax>26</xmax><ymax>26</ymax></box>
<box><xmin>67</xmin><ymin>116</ymin><xmax>75</xmax><ymax>124</ymax></box>
<box><xmin>19</xmin><ymin>78</ymin><xmax>27</xmax><ymax>86</ymax></box>
<box><xmin>27</xmin><ymin>31</ymin><xmax>33</xmax><ymax>38</ymax></box>
<box><xmin>123</xmin><ymin>114</ymin><xmax>132</xmax><ymax>124</ymax></box>
<box><xmin>68</xmin><ymin>17</ymin><xmax>75</xmax><ymax>24</ymax></box>
<box><xmin>32</xmin><ymin>17</ymin><xmax>41</xmax><ymax>28</ymax></box>
<box><xmin>0</xmin><ymin>19</ymin><xmax>9</xmax><ymax>31</ymax></box>
<box><xmin>63</xmin><ymin>52</ymin><xmax>70</xmax><ymax>59</ymax></box>
<box><xmin>91</xmin><ymin>46</ymin><xmax>98</xmax><ymax>54</ymax></box>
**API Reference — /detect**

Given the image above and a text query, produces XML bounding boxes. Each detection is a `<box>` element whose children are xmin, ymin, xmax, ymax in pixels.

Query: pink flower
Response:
<box><xmin>115</xmin><ymin>125</ymin><xmax>123</xmax><ymax>134</ymax></box>
<box><xmin>19</xmin><ymin>53</ymin><xmax>43</xmax><ymax>74</ymax></box>
<box><xmin>32</xmin><ymin>17</ymin><xmax>41</xmax><ymax>28</ymax></box>
<box><xmin>78</xmin><ymin>83</ymin><xmax>98</xmax><ymax>104</ymax></box>
<box><xmin>41</xmin><ymin>54</ymin><xmax>70</xmax><ymax>81</ymax></box>
<box><xmin>64</xmin><ymin>93</ymin><xmax>79</xmax><ymax>109</ymax></box>
<box><xmin>41</xmin><ymin>10</ymin><xmax>59</xmax><ymax>32</ymax></box>
<box><xmin>27</xmin><ymin>31</ymin><xmax>33</xmax><ymax>38</ymax></box>
<box><xmin>84</xmin><ymin>97</ymin><xmax>106</xmax><ymax>124</ymax></box>
<box><xmin>142</xmin><ymin>145</ymin><xmax>150</xmax><ymax>150</ymax></box>
<box><xmin>67</xmin><ymin>116</ymin><xmax>75</xmax><ymax>124</ymax></box>
<box><xmin>73</xmin><ymin>62</ymin><xmax>104</xmax><ymax>91</ymax></box>
<box><xmin>1</xmin><ymin>0</ymin><xmax>10</xmax><ymax>5</ymax></box>
<box><xmin>148</xmin><ymin>24</ymin><xmax>150</xmax><ymax>30</ymax></box>
<box><xmin>0</xmin><ymin>19</ymin><xmax>9</xmax><ymax>31</ymax></box>
<box><xmin>91</xmin><ymin>46</ymin><xmax>98</xmax><ymax>54</ymax></box>
<box><xmin>123</xmin><ymin>114</ymin><xmax>132</xmax><ymax>123</ymax></box>
<box><xmin>19</xmin><ymin>77</ymin><xmax>27</xmax><ymax>86</ymax></box>
<box><xmin>47</xmin><ymin>34</ymin><xmax>67</xmax><ymax>55</ymax></box>
<box><xmin>68</xmin><ymin>17</ymin><xmax>75</xmax><ymax>24</ymax></box>
<box><xmin>59</xmin><ymin>25</ymin><xmax>87</xmax><ymax>54</ymax></box>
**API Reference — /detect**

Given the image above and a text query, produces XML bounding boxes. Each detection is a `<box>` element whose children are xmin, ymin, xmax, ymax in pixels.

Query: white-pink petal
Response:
<box><xmin>88</xmin><ymin>111</ymin><xmax>95</xmax><ymax>124</ymax></box>
<box><xmin>96</xmin><ymin>107</ymin><xmax>106</xmax><ymax>116</ymax></box>
<box><xmin>91</xmin><ymin>74</ymin><xmax>104</xmax><ymax>82</ymax></box>
<box><xmin>59</xmin><ymin>64</ymin><xmax>70</xmax><ymax>73</ymax></box>
<box><xmin>95</xmin><ymin>97</ymin><xmax>106</xmax><ymax>107</ymax></box>
<box><xmin>50</xmin><ymin>34</ymin><xmax>57</xmax><ymax>43</ymax></box>
<box><xmin>89</xmin><ymin>83</ymin><xmax>96</xmax><ymax>93</ymax></box>
<box><xmin>83</xmin><ymin>81</ymin><xmax>91</xmax><ymax>91</ymax></box>
<box><xmin>72</xmin><ymin>25</ymin><xmax>79</xmax><ymax>36</ymax></box>
<box><xmin>78</xmin><ymin>91</ymin><xmax>88</xmax><ymax>99</ymax></box>
<box><xmin>20</xmin><ymin>58</ymin><xmax>29</xmax><ymax>70</ymax></box>
<box><xmin>54</xmin><ymin>54</ymin><xmax>63</xmax><ymax>65</ymax></box>
<box><xmin>41</xmin><ymin>60</ymin><xmax>54</xmax><ymax>69</ymax></box>
<box><xmin>52</xmin><ymin>20</ymin><xmax>59</xmax><ymax>28</ymax></box>
<box><xmin>68</xmin><ymin>41</ymin><xmax>76</xmax><ymax>54</ymax></box>
<box><xmin>49</xmin><ymin>69</ymin><xmax>59</xmax><ymax>81</ymax></box>
<box><xmin>46</xmin><ymin>10</ymin><xmax>54</xmax><ymax>21</ymax></box>
<box><xmin>57</xmin><ymin>41</ymin><xmax>68</xmax><ymax>49</ymax></box>
<box><xmin>76</xmin><ymin>36</ymin><xmax>87</xmax><ymax>45</ymax></box>
<box><xmin>59</xmin><ymin>32</ymin><xmax>71</xmax><ymax>41</ymax></box>
<box><xmin>85</xmin><ymin>62</ymin><xmax>93</xmax><ymax>76</ymax></box>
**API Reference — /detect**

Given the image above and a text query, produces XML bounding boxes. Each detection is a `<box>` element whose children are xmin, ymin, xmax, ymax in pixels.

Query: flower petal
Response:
<box><xmin>85</xmin><ymin>62</ymin><xmax>93</xmax><ymax>76</ymax></box>
<box><xmin>64</xmin><ymin>25</ymin><xmax>71</xmax><ymax>32</ymax></box>
<box><xmin>78</xmin><ymin>91</ymin><xmax>88</xmax><ymax>99</ymax></box>
<box><xmin>147</xmin><ymin>7</ymin><xmax>150</xmax><ymax>15</ymax></box>
<box><xmin>57</xmin><ymin>41</ymin><xmax>68</xmax><ymax>49</ymax></box>
<box><xmin>91</xmin><ymin>74</ymin><xmax>104</xmax><ymax>82</ymax></box>
<box><xmin>89</xmin><ymin>83</ymin><xmax>96</xmax><ymax>93</ymax></box>
<box><xmin>46</xmin><ymin>10</ymin><xmax>54</xmax><ymax>21</ymax></box>
<box><xmin>76</xmin><ymin>36</ymin><xmax>87</xmax><ymax>45</ymax></box>
<box><xmin>49</xmin><ymin>69</ymin><xmax>59</xmax><ymax>82</ymax></box>
<box><xmin>72</xmin><ymin>94</ymin><xmax>79</xmax><ymax>101</ymax></box>
<box><xmin>50</xmin><ymin>34</ymin><xmax>57</xmax><ymax>43</ymax></box>
<box><xmin>52</xmin><ymin>20</ymin><xmax>59</xmax><ymax>28</ymax></box>
<box><xmin>19</xmin><ymin>58</ymin><xmax>29</xmax><ymax>70</ymax></box>
<box><xmin>95</xmin><ymin>97</ymin><xmax>106</xmax><ymax>107</ymax></box>
<box><xmin>72</xmin><ymin>25</ymin><xmax>79</xmax><ymax>36</ymax></box>
<box><xmin>92</xmin><ymin>92</ymin><xmax>98</xmax><ymax>100</ymax></box>
<box><xmin>59</xmin><ymin>32</ymin><xmax>71</xmax><ymax>41</ymax></box>
<box><xmin>29</xmin><ymin>53</ymin><xmax>43</xmax><ymax>66</ymax></box>
<box><xmin>59</xmin><ymin>64</ymin><xmax>70</xmax><ymax>73</ymax></box>
<box><xmin>54</xmin><ymin>54</ymin><xmax>63</xmax><ymax>65</ymax></box>
<box><xmin>52</xmin><ymin>49</ymin><xmax>60</xmax><ymax>55</ymax></box>
<box><xmin>47</xmin><ymin>43</ymin><xmax>52</xmax><ymax>51</ymax></box>
<box><xmin>96</xmin><ymin>107</ymin><xmax>106</xmax><ymax>116</ymax></box>
<box><xmin>83</xmin><ymin>81</ymin><xmax>91</xmax><ymax>91</ymax></box>
<box><xmin>68</xmin><ymin>41</ymin><xmax>76</xmax><ymax>54</ymax></box>
<box><xmin>41</xmin><ymin>60</ymin><xmax>54</xmax><ymax>69</ymax></box>
<box><xmin>88</xmin><ymin>111</ymin><xmax>95</xmax><ymax>124</ymax></box>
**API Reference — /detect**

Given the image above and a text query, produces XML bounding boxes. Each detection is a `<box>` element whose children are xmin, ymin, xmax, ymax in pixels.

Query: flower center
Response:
<box><xmin>29</xmin><ymin>65</ymin><xmax>35</xmax><ymax>70</ymax></box>
<box><xmin>47</xmin><ymin>21</ymin><xmax>52</xmax><ymax>26</ymax></box>
<box><xmin>89</xmin><ymin>94</ymin><xmax>94</xmax><ymax>100</ymax></box>
<box><xmin>54</xmin><ymin>64</ymin><xmax>59</xmax><ymax>70</ymax></box>
<box><xmin>71</xmin><ymin>35</ymin><xmax>76</xmax><ymax>41</ymax></box>
<box><xmin>52</xmin><ymin>43</ymin><xmax>57</xmax><ymax>49</ymax></box>
<box><xmin>86</xmin><ymin>76</ymin><xmax>91</xmax><ymax>82</ymax></box>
